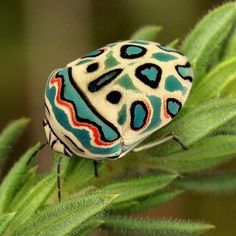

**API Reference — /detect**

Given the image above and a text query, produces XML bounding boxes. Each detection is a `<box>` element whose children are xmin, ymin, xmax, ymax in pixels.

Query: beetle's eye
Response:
<box><xmin>106</xmin><ymin>91</ymin><xmax>122</xmax><ymax>104</ymax></box>
<box><xmin>86</xmin><ymin>62</ymin><xmax>99</xmax><ymax>73</ymax></box>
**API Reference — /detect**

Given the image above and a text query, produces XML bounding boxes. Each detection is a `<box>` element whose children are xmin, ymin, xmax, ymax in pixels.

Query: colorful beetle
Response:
<box><xmin>44</xmin><ymin>40</ymin><xmax>193</xmax><ymax>161</ymax></box>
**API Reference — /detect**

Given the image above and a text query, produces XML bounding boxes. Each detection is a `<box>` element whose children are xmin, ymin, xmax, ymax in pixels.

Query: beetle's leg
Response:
<box><xmin>57</xmin><ymin>155</ymin><xmax>63</xmax><ymax>203</ymax></box>
<box><xmin>133</xmin><ymin>134</ymin><xmax>188</xmax><ymax>152</ymax></box>
<box><xmin>93</xmin><ymin>160</ymin><xmax>99</xmax><ymax>177</ymax></box>
<box><xmin>26</xmin><ymin>142</ymin><xmax>48</xmax><ymax>165</ymax></box>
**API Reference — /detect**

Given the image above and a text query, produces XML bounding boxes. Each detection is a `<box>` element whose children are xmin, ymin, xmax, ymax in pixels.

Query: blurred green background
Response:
<box><xmin>1</xmin><ymin>0</ymin><xmax>235</xmax><ymax>235</ymax></box>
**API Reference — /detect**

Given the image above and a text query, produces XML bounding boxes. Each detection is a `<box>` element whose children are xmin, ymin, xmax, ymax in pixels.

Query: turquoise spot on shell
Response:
<box><xmin>144</xmin><ymin>96</ymin><xmax>162</xmax><ymax>132</ymax></box>
<box><xmin>177</xmin><ymin>66</ymin><xmax>192</xmax><ymax>78</ymax></box>
<box><xmin>84</xmin><ymin>49</ymin><xmax>102</xmax><ymax>57</ymax></box>
<box><xmin>118</xmin><ymin>104</ymin><xmax>127</xmax><ymax>125</ymax></box>
<box><xmin>165</xmin><ymin>75</ymin><xmax>186</xmax><ymax>94</ymax></box>
<box><xmin>132</xmin><ymin>103</ymin><xmax>147</xmax><ymax>129</ymax></box>
<box><xmin>141</xmin><ymin>67</ymin><xmax>159</xmax><ymax>81</ymax></box>
<box><xmin>126</xmin><ymin>46</ymin><xmax>143</xmax><ymax>56</ymax></box>
<box><xmin>152</xmin><ymin>52</ymin><xmax>177</xmax><ymax>62</ymax></box>
<box><xmin>168</xmin><ymin>100</ymin><xmax>181</xmax><ymax>115</ymax></box>
<box><xmin>105</xmin><ymin>51</ymin><xmax>119</xmax><ymax>68</ymax></box>
<box><xmin>118</xmin><ymin>74</ymin><xmax>138</xmax><ymax>91</ymax></box>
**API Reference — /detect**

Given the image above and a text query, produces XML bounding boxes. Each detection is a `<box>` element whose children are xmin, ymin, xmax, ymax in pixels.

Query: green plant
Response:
<box><xmin>1</xmin><ymin>2</ymin><xmax>236</xmax><ymax>235</ymax></box>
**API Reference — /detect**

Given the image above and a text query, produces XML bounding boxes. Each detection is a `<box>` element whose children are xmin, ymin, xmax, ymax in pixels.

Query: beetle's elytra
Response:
<box><xmin>44</xmin><ymin>40</ymin><xmax>193</xmax><ymax>160</ymax></box>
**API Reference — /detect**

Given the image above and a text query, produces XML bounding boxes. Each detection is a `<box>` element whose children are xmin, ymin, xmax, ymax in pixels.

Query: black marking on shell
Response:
<box><xmin>86</xmin><ymin>62</ymin><xmax>99</xmax><ymax>73</ymax></box>
<box><xmin>88</xmin><ymin>68</ymin><xmax>123</xmax><ymax>92</ymax></box>
<box><xmin>65</xmin><ymin>135</ymin><xmax>85</xmax><ymax>153</ymax></box>
<box><xmin>135</xmin><ymin>63</ymin><xmax>162</xmax><ymax>89</ymax></box>
<box><xmin>130</xmin><ymin>101</ymin><xmax>148</xmax><ymax>131</ymax></box>
<box><xmin>120</xmin><ymin>44</ymin><xmax>147</xmax><ymax>59</ymax></box>
<box><xmin>175</xmin><ymin>62</ymin><xmax>193</xmax><ymax>82</ymax></box>
<box><xmin>166</xmin><ymin>98</ymin><xmax>182</xmax><ymax>118</ymax></box>
<box><xmin>106</xmin><ymin>91</ymin><xmax>122</xmax><ymax>104</ymax></box>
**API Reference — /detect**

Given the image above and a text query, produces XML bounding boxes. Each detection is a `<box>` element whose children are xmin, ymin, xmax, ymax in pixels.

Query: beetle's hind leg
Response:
<box><xmin>93</xmin><ymin>160</ymin><xmax>99</xmax><ymax>177</ymax></box>
<box><xmin>133</xmin><ymin>133</ymin><xmax>188</xmax><ymax>152</ymax></box>
<box><xmin>57</xmin><ymin>155</ymin><xmax>63</xmax><ymax>203</ymax></box>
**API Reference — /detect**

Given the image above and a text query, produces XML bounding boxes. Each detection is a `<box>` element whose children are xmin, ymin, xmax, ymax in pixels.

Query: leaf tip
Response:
<box><xmin>130</xmin><ymin>25</ymin><xmax>163</xmax><ymax>41</ymax></box>
<box><xmin>19</xmin><ymin>117</ymin><xmax>31</xmax><ymax>124</ymax></box>
<box><xmin>206</xmin><ymin>223</ymin><xmax>216</xmax><ymax>229</ymax></box>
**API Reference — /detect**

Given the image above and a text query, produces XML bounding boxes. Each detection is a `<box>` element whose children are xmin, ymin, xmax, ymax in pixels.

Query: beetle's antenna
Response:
<box><xmin>57</xmin><ymin>155</ymin><xmax>63</xmax><ymax>203</ymax></box>
<box><xmin>27</xmin><ymin>142</ymin><xmax>48</xmax><ymax>165</ymax></box>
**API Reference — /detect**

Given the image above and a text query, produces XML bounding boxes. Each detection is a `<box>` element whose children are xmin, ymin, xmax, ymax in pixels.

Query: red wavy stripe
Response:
<box><xmin>50</xmin><ymin>76</ymin><xmax>115</xmax><ymax>147</ymax></box>
<box><xmin>163</xmin><ymin>96</ymin><xmax>171</xmax><ymax>120</ymax></box>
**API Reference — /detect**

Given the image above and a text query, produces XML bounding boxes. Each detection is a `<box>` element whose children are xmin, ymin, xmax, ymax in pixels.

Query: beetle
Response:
<box><xmin>43</xmin><ymin>40</ymin><xmax>193</xmax><ymax>201</ymax></box>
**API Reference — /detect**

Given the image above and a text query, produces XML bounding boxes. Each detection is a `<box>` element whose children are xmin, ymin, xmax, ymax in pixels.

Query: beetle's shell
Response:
<box><xmin>44</xmin><ymin>40</ymin><xmax>193</xmax><ymax>160</ymax></box>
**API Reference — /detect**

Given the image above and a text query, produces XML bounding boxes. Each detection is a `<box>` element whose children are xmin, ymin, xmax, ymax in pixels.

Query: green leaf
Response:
<box><xmin>189</xmin><ymin>56</ymin><xmax>236</xmax><ymax>104</ymax></box>
<box><xmin>114</xmin><ymin>189</ymin><xmax>183</xmax><ymax>214</ymax></box>
<box><xmin>9</xmin><ymin>167</ymin><xmax>36</xmax><ymax>210</ymax></box>
<box><xmin>6</xmin><ymin>173</ymin><xmax>57</xmax><ymax>232</ymax></box>
<box><xmin>0</xmin><ymin>213</ymin><xmax>15</xmax><ymax>235</ymax></box>
<box><xmin>181</xmin><ymin>2</ymin><xmax>236</xmax><ymax>80</ymax></box>
<box><xmin>100</xmin><ymin>173</ymin><xmax>177</xmax><ymax>204</ymax></box>
<box><xmin>0</xmin><ymin>118</ymin><xmax>30</xmax><ymax>165</ymax></box>
<box><xmin>214</xmin><ymin>117</ymin><xmax>236</xmax><ymax>135</ymax></box>
<box><xmin>168</xmin><ymin>38</ymin><xmax>179</xmax><ymax>48</ymax></box>
<box><xmin>63</xmin><ymin>158</ymin><xmax>106</xmax><ymax>194</ymax></box>
<box><xmin>62</xmin><ymin>154</ymin><xmax>80</xmax><ymax>180</ymax></box>
<box><xmin>103</xmin><ymin>216</ymin><xmax>214</xmax><ymax>236</ymax></box>
<box><xmin>220</xmin><ymin>78</ymin><xmax>236</xmax><ymax>98</ymax></box>
<box><xmin>173</xmin><ymin>172</ymin><xmax>236</xmax><ymax>194</ymax></box>
<box><xmin>141</xmin><ymin>98</ymin><xmax>236</xmax><ymax>157</ymax></box>
<box><xmin>130</xmin><ymin>25</ymin><xmax>162</xmax><ymax>41</ymax></box>
<box><xmin>69</xmin><ymin>218</ymin><xmax>104</xmax><ymax>236</ymax></box>
<box><xmin>0</xmin><ymin>143</ymin><xmax>40</xmax><ymax>214</ymax></box>
<box><xmin>139</xmin><ymin>135</ymin><xmax>236</xmax><ymax>173</ymax></box>
<box><xmin>14</xmin><ymin>193</ymin><xmax>118</xmax><ymax>236</ymax></box>
<box><xmin>224</xmin><ymin>29</ymin><xmax>236</xmax><ymax>58</ymax></box>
